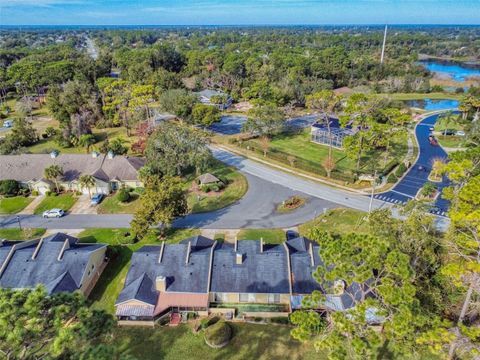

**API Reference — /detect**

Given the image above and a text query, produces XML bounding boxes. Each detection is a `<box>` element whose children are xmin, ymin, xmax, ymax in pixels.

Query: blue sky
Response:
<box><xmin>0</xmin><ymin>0</ymin><xmax>479</xmax><ymax>25</ymax></box>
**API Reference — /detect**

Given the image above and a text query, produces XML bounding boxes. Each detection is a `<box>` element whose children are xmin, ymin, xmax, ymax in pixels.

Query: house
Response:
<box><xmin>310</xmin><ymin>117</ymin><xmax>357</xmax><ymax>149</ymax></box>
<box><xmin>116</xmin><ymin>236</ymin><xmax>374</xmax><ymax>325</ymax></box>
<box><xmin>209</xmin><ymin>239</ymin><xmax>291</xmax><ymax>311</ymax></box>
<box><xmin>196</xmin><ymin>89</ymin><xmax>233</xmax><ymax>111</ymax></box>
<box><xmin>0</xmin><ymin>153</ymin><xmax>145</xmax><ymax>195</ymax></box>
<box><xmin>0</xmin><ymin>233</ymin><xmax>107</xmax><ymax>296</ymax></box>
<box><xmin>286</xmin><ymin>237</ymin><xmax>365</xmax><ymax>312</ymax></box>
<box><xmin>197</xmin><ymin>173</ymin><xmax>222</xmax><ymax>186</ymax></box>
<box><xmin>115</xmin><ymin>236</ymin><xmax>217</xmax><ymax>325</ymax></box>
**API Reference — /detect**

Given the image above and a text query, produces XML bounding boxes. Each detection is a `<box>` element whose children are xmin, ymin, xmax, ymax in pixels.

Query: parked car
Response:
<box><xmin>3</xmin><ymin>119</ymin><xmax>13</xmax><ymax>128</ymax></box>
<box><xmin>90</xmin><ymin>193</ymin><xmax>104</xmax><ymax>205</ymax></box>
<box><xmin>456</xmin><ymin>130</ymin><xmax>466</xmax><ymax>136</ymax></box>
<box><xmin>42</xmin><ymin>209</ymin><xmax>65</xmax><ymax>218</ymax></box>
<box><xmin>285</xmin><ymin>229</ymin><xmax>299</xmax><ymax>241</ymax></box>
<box><xmin>428</xmin><ymin>135</ymin><xmax>438</xmax><ymax>146</ymax></box>
<box><xmin>429</xmin><ymin>126</ymin><xmax>434</xmax><ymax>132</ymax></box>
<box><xmin>443</xmin><ymin>129</ymin><xmax>456</xmax><ymax>136</ymax></box>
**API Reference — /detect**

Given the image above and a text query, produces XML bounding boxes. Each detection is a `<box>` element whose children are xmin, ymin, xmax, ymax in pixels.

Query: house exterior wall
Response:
<box><xmin>209</xmin><ymin>292</ymin><xmax>290</xmax><ymax>305</ymax></box>
<box><xmin>30</xmin><ymin>181</ymin><xmax>52</xmax><ymax>195</ymax></box>
<box><xmin>78</xmin><ymin>246</ymin><xmax>107</xmax><ymax>296</ymax></box>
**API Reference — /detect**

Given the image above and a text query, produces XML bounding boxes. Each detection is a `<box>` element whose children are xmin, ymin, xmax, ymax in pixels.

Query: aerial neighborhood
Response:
<box><xmin>0</xmin><ymin>15</ymin><xmax>479</xmax><ymax>360</ymax></box>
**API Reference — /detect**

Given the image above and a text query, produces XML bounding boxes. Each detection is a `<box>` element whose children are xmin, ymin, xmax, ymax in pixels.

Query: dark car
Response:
<box><xmin>90</xmin><ymin>193</ymin><xmax>104</xmax><ymax>205</ymax></box>
<box><xmin>285</xmin><ymin>230</ymin><xmax>299</xmax><ymax>241</ymax></box>
<box><xmin>443</xmin><ymin>129</ymin><xmax>456</xmax><ymax>136</ymax></box>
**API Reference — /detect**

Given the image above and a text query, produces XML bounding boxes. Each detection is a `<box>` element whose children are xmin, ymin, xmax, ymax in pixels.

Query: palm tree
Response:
<box><xmin>44</xmin><ymin>165</ymin><xmax>63</xmax><ymax>193</ymax></box>
<box><xmin>78</xmin><ymin>134</ymin><xmax>96</xmax><ymax>153</ymax></box>
<box><xmin>79</xmin><ymin>174</ymin><xmax>96</xmax><ymax>198</ymax></box>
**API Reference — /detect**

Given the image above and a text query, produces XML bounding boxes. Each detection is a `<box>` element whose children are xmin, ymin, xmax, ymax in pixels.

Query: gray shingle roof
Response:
<box><xmin>0</xmin><ymin>154</ymin><xmax>145</xmax><ymax>182</ymax></box>
<box><xmin>116</xmin><ymin>238</ymin><xmax>216</xmax><ymax>305</ymax></box>
<box><xmin>197</xmin><ymin>173</ymin><xmax>221</xmax><ymax>185</ymax></box>
<box><xmin>0</xmin><ymin>233</ymin><xmax>106</xmax><ymax>294</ymax></box>
<box><xmin>211</xmin><ymin>240</ymin><xmax>290</xmax><ymax>294</ymax></box>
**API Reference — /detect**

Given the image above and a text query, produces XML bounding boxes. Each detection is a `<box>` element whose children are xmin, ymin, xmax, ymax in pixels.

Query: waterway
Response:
<box><xmin>405</xmin><ymin>99</ymin><xmax>459</xmax><ymax>111</ymax></box>
<box><xmin>420</xmin><ymin>60</ymin><xmax>480</xmax><ymax>82</ymax></box>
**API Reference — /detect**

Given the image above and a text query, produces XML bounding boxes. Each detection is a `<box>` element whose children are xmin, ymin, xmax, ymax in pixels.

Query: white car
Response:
<box><xmin>3</xmin><ymin>120</ymin><xmax>13</xmax><ymax>128</ymax></box>
<box><xmin>456</xmin><ymin>130</ymin><xmax>465</xmax><ymax>136</ymax></box>
<box><xmin>42</xmin><ymin>208</ymin><xmax>65</xmax><ymax>218</ymax></box>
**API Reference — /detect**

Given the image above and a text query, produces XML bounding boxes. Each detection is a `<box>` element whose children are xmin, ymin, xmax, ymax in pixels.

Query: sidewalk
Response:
<box><xmin>19</xmin><ymin>195</ymin><xmax>44</xmax><ymax>215</ymax></box>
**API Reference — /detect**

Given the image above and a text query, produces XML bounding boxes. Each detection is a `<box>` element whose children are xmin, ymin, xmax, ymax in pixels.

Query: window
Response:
<box><xmin>267</xmin><ymin>294</ymin><xmax>280</xmax><ymax>304</ymax></box>
<box><xmin>214</xmin><ymin>293</ymin><xmax>227</xmax><ymax>302</ymax></box>
<box><xmin>240</xmin><ymin>293</ymin><xmax>256</xmax><ymax>303</ymax></box>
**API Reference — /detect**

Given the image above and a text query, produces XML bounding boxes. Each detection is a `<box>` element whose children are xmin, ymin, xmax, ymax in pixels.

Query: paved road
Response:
<box><xmin>375</xmin><ymin>112</ymin><xmax>453</xmax><ymax>216</ymax></box>
<box><xmin>0</xmin><ymin>173</ymin><xmax>341</xmax><ymax>230</ymax></box>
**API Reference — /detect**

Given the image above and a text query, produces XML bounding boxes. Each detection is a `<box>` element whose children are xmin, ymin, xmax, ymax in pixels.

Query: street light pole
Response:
<box><xmin>16</xmin><ymin>215</ymin><xmax>22</xmax><ymax>231</ymax></box>
<box><xmin>368</xmin><ymin>170</ymin><xmax>377</xmax><ymax>214</ymax></box>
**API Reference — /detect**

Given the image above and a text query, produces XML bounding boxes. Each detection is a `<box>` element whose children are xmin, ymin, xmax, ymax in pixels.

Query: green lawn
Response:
<box><xmin>237</xmin><ymin>229</ymin><xmax>286</xmax><ymax>244</ymax></box>
<box><xmin>437</xmin><ymin>135</ymin><xmax>466</xmax><ymax>148</ymax></box>
<box><xmin>0</xmin><ymin>228</ymin><xmax>46</xmax><ymax>240</ymax></box>
<box><xmin>0</xmin><ymin>196</ymin><xmax>33</xmax><ymax>214</ymax></box>
<box><xmin>298</xmin><ymin>208</ymin><xmax>369</xmax><ymax>237</ymax></box>
<box><xmin>33</xmin><ymin>193</ymin><xmax>78</xmax><ymax>215</ymax></box>
<box><xmin>246</xmin><ymin>129</ymin><xmax>407</xmax><ymax>177</ymax></box>
<box><xmin>81</xmin><ymin>227</ymin><xmax>200</xmax><ymax>313</ymax></box>
<box><xmin>187</xmin><ymin>160</ymin><xmax>248</xmax><ymax>213</ymax></box>
<box><xmin>98</xmin><ymin>192</ymin><xmax>142</xmax><ymax>214</ymax></box>
<box><xmin>110</xmin><ymin>323</ymin><xmax>321</xmax><ymax>360</ymax></box>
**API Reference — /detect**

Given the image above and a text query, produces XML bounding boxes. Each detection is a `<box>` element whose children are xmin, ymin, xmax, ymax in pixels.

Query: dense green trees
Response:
<box><xmin>191</xmin><ymin>103</ymin><xmax>221</xmax><ymax>126</ymax></box>
<box><xmin>145</xmin><ymin>121</ymin><xmax>210</xmax><ymax>176</ymax></box>
<box><xmin>131</xmin><ymin>175</ymin><xmax>188</xmax><ymax>239</ymax></box>
<box><xmin>243</xmin><ymin>104</ymin><xmax>285</xmax><ymax>137</ymax></box>
<box><xmin>0</xmin><ymin>287</ymin><xmax>118</xmax><ymax>360</ymax></box>
<box><xmin>0</xmin><ymin>117</ymin><xmax>38</xmax><ymax>155</ymax></box>
<box><xmin>158</xmin><ymin>89</ymin><xmax>198</xmax><ymax>121</ymax></box>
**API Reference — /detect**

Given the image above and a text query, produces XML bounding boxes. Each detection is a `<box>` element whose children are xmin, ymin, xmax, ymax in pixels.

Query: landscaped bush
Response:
<box><xmin>395</xmin><ymin>163</ymin><xmax>407</xmax><ymax>178</ymax></box>
<box><xmin>0</xmin><ymin>180</ymin><xmax>19</xmax><ymax>197</ymax></box>
<box><xmin>420</xmin><ymin>182</ymin><xmax>437</xmax><ymax>198</ymax></box>
<box><xmin>381</xmin><ymin>160</ymin><xmax>400</xmax><ymax>178</ymax></box>
<box><xmin>18</xmin><ymin>188</ymin><xmax>30</xmax><ymax>197</ymax></box>
<box><xmin>387</xmin><ymin>173</ymin><xmax>398</xmax><ymax>184</ymax></box>
<box><xmin>204</xmin><ymin>320</ymin><xmax>232</xmax><ymax>348</ymax></box>
<box><xmin>45</xmin><ymin>190</ymin><xmax>58</xmax><ymax>197</ymax></box>
<box><xmin>117</xmin><ymin>188</ymin><xmax>130</xmax><ymax>203</ymax></box>
<box><xmin>269</xmin><ymin>316</ymin><xmax>290</xmax><ymax>325</ymax></box>
<box><xmin>31</xmin><ymin>190</ymin><xmax>39</xmax><ymax>197</ymax></box>
<box><xmin>134</xmin><ymin>187</ymin><xmax>145</xmax><ymax>195</ymax></box>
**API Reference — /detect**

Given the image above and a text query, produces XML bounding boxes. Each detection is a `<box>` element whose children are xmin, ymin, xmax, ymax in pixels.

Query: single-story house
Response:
<box><xmin>0</xmin><ymin>153</ymin><xmax>145</xmax><ymax>195</ymax></box>
<box><xmin>196</xmin><ymin>89</ymin><xmax>233</xmax><ymax>111</ymax></box>
<box><xmin>115</xmin><ymin>236</ymin><xmax>217</xmax><ymax>325</ymax></box>
<box><xmin>0</xmin><ymin>232</ymin><xmax>107</xmax><ymax>296</ymax></box>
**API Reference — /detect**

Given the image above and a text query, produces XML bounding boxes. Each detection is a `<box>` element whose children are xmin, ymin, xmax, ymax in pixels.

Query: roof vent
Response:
<box><xmin>50</xmin><ymin>150</ymin><xmax>59</xmax><ymax>159</ymax></box>
<box><xmin>107</xmin><ymin>150</ymin><xmax>114</xmax><ymax>159</ymax></box>
<box><xmin>92</xmin><ymin>151</ymin><xmax>99</xmax><ymax>158</ymax></box>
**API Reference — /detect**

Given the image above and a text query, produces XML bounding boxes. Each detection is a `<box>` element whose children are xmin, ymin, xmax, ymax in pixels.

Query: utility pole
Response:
<box><xmin>368</xmin><ymin>170</ymin><xmax>378</xmax><ymax>213</ymax></box>
<box><xmin>380</xmin><ymin>25</ymin><xmax>388</xmax><ymax>65</ymax></box>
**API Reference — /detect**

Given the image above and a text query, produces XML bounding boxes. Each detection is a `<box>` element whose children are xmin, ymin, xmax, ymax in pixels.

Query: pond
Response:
<box><xmin>420</xmin><ymin>60</ymin><xmax>480</xmax><ymax>82</ymax></box>
<box><xmin>405</xmin><ymin>99</ymin><xmax>459</xmax><ymax>111</ymax></box>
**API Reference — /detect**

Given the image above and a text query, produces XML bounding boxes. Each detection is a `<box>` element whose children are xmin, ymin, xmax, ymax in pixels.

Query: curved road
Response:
<box><xmin>0</xmin><ymin>111</ymin><xmax>451</xmax><ymax>230</ymax></box>
<box><xmin>375</xmin><ymin>112</ymin><xmax>453</xmax><ymax>216</ymax></box>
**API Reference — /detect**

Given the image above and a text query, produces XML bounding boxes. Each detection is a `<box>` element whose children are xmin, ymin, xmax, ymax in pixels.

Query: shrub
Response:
<box><xmin>18</xmin><ymin>188</ymin><xmax>30</xmax><ymax>197</ymax></box>
<box><xmin>0</xmin><ymin>179</ymin><xmax>19</xmax><ymax>196</ymax></box>
<box><xmin>395</xmin><ymin>163</ymin><xmax>407</xmax><ymax>178</ymax></box>
<box><xmin>387</xmin><ymin>173</ymin><xmax>397</xmax><ymax>184</ymax></box>
<box><xmin>134</xmin><ymin>187</ymin><xmax>145</xmax><ymax>195</ymax></box>
<box><xmin>270</xmin><ymin>316</ymin><xmax>290</xmax><ymax>325</ymax></box>
<box><xmin>31</xmin><ymin>190</ymin><xmax>39</xmax><ymax>196</ymax></box>
<box><xmin>45</xmin><ymin>190</ymin><xmax>52</xmax><ymax>196</ymax></box>
<box><xmin>421</xmin><ymin>182</ymin><xmax>437</xmax><ymax>197</ymax></box>
<box><xmin>117</xmin><ymin>188</ymin><xmax>130</xmax><ymax>203</ymax></box>
<box><xmin>204</xmin><ymin>320</ymin><xmax>232</xmax><ymax>348</ymax></box>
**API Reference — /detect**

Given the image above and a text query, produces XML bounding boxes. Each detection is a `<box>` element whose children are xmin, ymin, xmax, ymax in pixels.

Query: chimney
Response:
<box><xmin>156</xmin><ymin>276</ymin><xmax>167</xmax><ymax>292</ymax></box>
<box><xmin>107</xmin><ymin>150</ymin><xmax>114</xmax><ymax>159</ymax></box>
<box><xmin>185</xmin><ymin>240</ymin><xmax>191</xmax><ymax>264</ymax></box>
<box><xmin>260</xmin><ymin>238</ymin><xmax>264</xmax><ymax>253</ymax></box>
<box><xmin>158</xmin><ymin>241</ymin><xmax>165</xmax><ymax>263</ymax></box>
<box><xmin>57</xmin><ymin>238</ymin><xmax>70</xmax><ymax>261</ymax></box>
<box><xmin>236</xmin><ymin>252</ymin><xmax>244</xmax><ymax>265</ymax></box>
<box><xmin>92</xmin><ymin>151</ymin><xmax>99</xmax><ymax>158</ymax></box>
<box><xmin>309</xmin><ymin>243</ymin><xmax>314</xmax><ymax>267</ymax></box>
<box><xmin>234</xmin><ymin>236</ymin><xmax>238</xmax><ymax>252</ymax></box>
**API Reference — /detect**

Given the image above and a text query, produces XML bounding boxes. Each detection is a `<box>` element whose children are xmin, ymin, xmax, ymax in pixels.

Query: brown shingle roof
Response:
<box><xmin>0</xmin><ymin>154</ymin><xmax>145</xmax><ymax>182</ymax></box>
<box><xmin>197</xmin><ymin>173</ymin><xmax>221</xmax><ymax>185</ymax></box>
